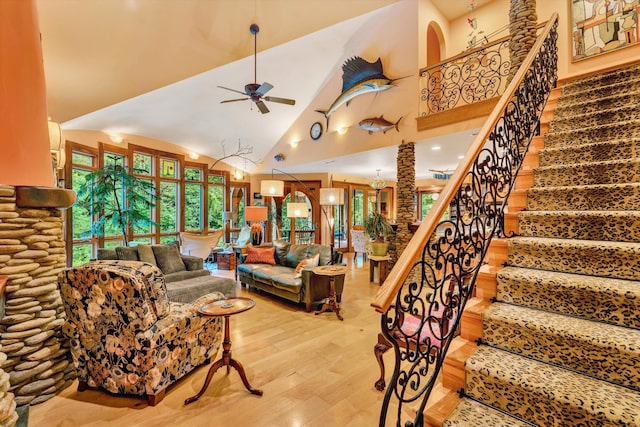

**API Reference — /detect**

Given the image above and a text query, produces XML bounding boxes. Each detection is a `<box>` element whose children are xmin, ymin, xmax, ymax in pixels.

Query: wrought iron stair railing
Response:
<box><xmin>371</xmin><ymin>13</ymin><xmax>558</xmax><ymax>427</ymax></box>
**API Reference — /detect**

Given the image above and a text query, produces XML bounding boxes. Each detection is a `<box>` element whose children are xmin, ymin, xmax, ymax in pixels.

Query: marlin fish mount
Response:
<box><xmin>316</xmin><ymin>56</ymin><xmax>408</xmax><ymax>128</ymax></box>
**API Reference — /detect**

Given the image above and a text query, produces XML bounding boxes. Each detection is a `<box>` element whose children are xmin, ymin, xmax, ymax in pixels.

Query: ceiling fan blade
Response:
<box><xmin>255</xmin><ymin>82</ymin><xmax>273</xmax><ymax>96</ymax></box>
<box><xmin>264</xmin><ymin>96</ymin><xmax>296</xmax><ymax>105</ymax></box>
<box><xmin>255</xmin><ymin>100</ymin><xmax>270</xmax><ymax>114</ymax></box>
<box><xmin>217</xmin><ymin>85</ymin><xmax>247</xmax><ymax>96</ymax></box>
<box><xmin>220</xmin><ymin>98</ymin><xmax>248</xmax><ymax>103</ymax></box>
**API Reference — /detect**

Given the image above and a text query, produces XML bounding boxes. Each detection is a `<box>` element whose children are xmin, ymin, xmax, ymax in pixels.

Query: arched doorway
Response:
<box><xmin>426</xmin><ymin>21</ymin><xmax>445</xmax><ymax>111</ymax></box>
<box><xmin>265</xmin><ymin>181</ymin><xmax>321</xmax><ymax>244</ymax></box>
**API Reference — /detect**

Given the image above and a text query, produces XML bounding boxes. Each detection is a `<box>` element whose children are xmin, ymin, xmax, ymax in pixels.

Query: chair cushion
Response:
<box><xmin>293</xmin><ymin>253</ymin><xmax>319</xmax><ymax>279</ymax></box>
<box><xmin>244</xmin><ymin>246</ymin><xmax>276</xmax><ymax>265</ymax></box>
<box><xmin>152</xmin><ymin>244</ymin><xmax>187</xmax><ymax>274</ymax></box>
<box><xmin>137</xmin><ymin>244</ymin><xmax>157</xmax><ymax>266</ymax></box>
<box><xmin>115</xmin><ymin>246</ymin><xmax>139</xmax><ymax>261</ymax></box>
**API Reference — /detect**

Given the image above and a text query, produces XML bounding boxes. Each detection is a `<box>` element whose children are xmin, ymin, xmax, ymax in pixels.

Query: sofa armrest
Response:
<box><xmin>181</xmin><ymin>255</ymin><xmax>204</xmax><ymax>271</ymax></box>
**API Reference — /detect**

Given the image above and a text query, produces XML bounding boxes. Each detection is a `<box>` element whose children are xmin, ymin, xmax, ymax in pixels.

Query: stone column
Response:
<box><xmin>0</xmin><ymin>185</ymin><xmax>76</xmax><ymax>408</ymax></box>
<box><xmin>0</xmin><ymin>276</ymin><xmax>17</xmax><ymax>427</ymax></box>
<box><xmin>390</xmin><ymin>141</ymin><xmax>416</xmax><ymax>269</ymax></box>
<box><xmin>507</xmin><ymin>0</ymin><xmax>538</xmax><ymax>85</ymax></box>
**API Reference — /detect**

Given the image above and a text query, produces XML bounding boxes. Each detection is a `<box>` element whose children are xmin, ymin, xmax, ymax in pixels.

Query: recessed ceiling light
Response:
<box><xmin>457</xmin><ymin>155</ymin><xmax>464</xmax><ymax>159</ymax></box>
<box><xmin>432</xmin><ymin>146</ymin><xmax>441</xmax><ymax>151</ymax></box>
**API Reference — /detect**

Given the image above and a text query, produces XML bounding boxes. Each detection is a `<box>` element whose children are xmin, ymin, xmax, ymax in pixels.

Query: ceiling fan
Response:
<box><xmin>218</xmin><ymin>24</ymin><xmax>296</xmax><ymax>114</ymax></box>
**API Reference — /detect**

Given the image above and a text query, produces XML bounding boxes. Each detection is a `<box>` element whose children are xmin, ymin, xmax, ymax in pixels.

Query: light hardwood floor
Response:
<box><xmin>29</xmin><ymin>254</ymin><xmax>447</xmax><ymax>427</ymax></box>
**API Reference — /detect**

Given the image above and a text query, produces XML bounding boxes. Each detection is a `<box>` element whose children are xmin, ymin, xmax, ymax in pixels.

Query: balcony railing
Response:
<box><xmin>372</xmin><ymin>13</ymin><xmax>558</xmax><ymax>427</ymax></box>
<box><xmin>419</xmin><ymin>22</ymin><xmax>545</xmax><ymax>117</ymax></box>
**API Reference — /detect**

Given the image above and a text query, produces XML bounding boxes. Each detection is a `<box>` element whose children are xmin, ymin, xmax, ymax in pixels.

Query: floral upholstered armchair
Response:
<box><xmin>58</xmin><ymin>260</ymin><xmax>224</xmax><ymax>405</ymax></box>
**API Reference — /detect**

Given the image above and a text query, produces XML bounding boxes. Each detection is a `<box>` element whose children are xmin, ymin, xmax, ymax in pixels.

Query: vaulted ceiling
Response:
<box><xmin>38</xmin><ymin>0</ymin><xmax>483</xmax><ymax>180</ymax></box>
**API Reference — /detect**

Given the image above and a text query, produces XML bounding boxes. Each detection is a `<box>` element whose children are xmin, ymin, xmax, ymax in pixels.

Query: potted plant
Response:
<box><xmin>365</xmin><ymin>212</ymin><xmax>393</xmax><ymax>256</ymax></box>
<box><xmin>75</xmin><ymin>156</ymin><xmax>158</xmax><ymax>246</ymax></box>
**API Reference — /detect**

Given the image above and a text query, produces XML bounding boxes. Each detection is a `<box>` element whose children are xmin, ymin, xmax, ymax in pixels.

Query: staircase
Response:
<box><xmin>431</xmin><ymin>63</ymin><xmax>640</xmax><ymax>425</ymax></box>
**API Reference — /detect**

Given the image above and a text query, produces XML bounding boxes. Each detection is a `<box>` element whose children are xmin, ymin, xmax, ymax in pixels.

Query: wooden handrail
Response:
<box><xmin>373</xmin><ymin>13</ymin><xmax>559</xmax><ymax>314</ymax></box>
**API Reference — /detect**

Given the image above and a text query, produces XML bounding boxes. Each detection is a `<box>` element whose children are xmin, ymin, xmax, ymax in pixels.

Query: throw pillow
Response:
<box><xmin>137</xmin><ymin>244</ymin><xmax>157</xmax><ymax>266</ymax></box>
<box><xmin>243</xmin><ymin>246</ymin><xmax>276</xmax><ymax>265</ymax></box>
<box><xmin>115</xmin><ymin>246</ymin><xmax>139</xmax><ymax>261</ymax></box>
<box><xmin>293</xmin><ymin>253</ymin><xmax>320</xmax><ymax>279</ymax></box>
<box><xmin>152</xmin><ymin>244</ymin><xmax>187</xmax><ymax>274</ymax></box>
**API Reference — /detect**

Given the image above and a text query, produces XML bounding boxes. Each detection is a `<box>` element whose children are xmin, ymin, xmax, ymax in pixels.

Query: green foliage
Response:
<box><xmin>75</xmin><ymin>156</ymin><xmax>158</xmax><ymax>246</ymax></box>
<box><xmin>365</xmin><ymin>212</ymin><xmax>393</xmax><ymax>242</ymax></box>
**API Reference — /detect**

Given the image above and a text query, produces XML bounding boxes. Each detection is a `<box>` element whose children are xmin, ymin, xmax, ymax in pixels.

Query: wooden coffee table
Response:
<box><xmin>313</xmin><ymin>265</ymin><xmax>348</xmax><ymax>321</ymax></box>
<box><xmin>184</xmin><ymin>297</ymin><xmax>262</xmax><ymax>405</ymax></box>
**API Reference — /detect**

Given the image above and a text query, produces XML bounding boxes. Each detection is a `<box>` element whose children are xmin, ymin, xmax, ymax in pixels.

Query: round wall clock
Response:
<box><xmin>310</xmin><ymin>122</ymin><xmax>323</xmax><ymax>140</ymax></box>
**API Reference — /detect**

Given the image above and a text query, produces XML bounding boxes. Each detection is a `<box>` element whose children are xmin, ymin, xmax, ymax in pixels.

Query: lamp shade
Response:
<box><xmin>287</xmin><ymin>202</ymin><xmax>308</xmax><ymax>218</ymax></box>
<box><xmin>245</xmin><ymin>206</ymin><xmax>268</xmax><ymax>222</ymax></box>
<box><xmin>260</xmin><ymin>180</ymin><xmax>284</xmax><ymax>197</ymax></box>
<box><xmin>319</xmin><ymin>188</ymin><xmax>344</xmax><ymax>205</ymax></box>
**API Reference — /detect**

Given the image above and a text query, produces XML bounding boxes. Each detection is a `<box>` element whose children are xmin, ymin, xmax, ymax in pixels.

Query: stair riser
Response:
<box><xmin>553</xmin><ymin>91</ymin><xmax>640</xmax><ymax>120</ymax></box>
<box><xmin>549</xmin><ymin>106</ymin><xmax>639</xmax><ymax>133</ymax></box>
<box><xmin>465</xmin><ymin>348</ymin><xmax>640</xmax><ymax>426</ymax></box>
<box><xmin>482</xmin><ymin>305</ymin><xmax>640</xmax><ymax>389</ymax></box>
<box><xmin>507</xmin><ymin>239</ymin><xmax>640</xmax><ymax>281</ymax></box>
<box><xmin>526</xmin><ymin>184</ymin><xmax>640</xmax><ymax>211</ymax></box>
<box><xmin>539</xmin><ymin>139</ymin><xmax>640</xmax><ymax>167</ymax></box>
<box><xmin>517</xmin><ymin>211</ymin><xmax>640</xmax><ymax>242</ymax></box>
<box><xmin>559</xmin><ymin>65</ymin><xmax>640</xmax><ymax>97</ymax></box>
<box><xmin>544</xmin><ymin>120</ymin><xmax>640</xmax><ymax>148</ymax></box>
<box><xmin>496</xmin><ymin>268</ymin><xmax>640</xmax><ymax>329</ymax></box>
<box><xmin>534</xmin><ymin>161</ymin><xmax>640</xmax><ymax>187</ymax></box>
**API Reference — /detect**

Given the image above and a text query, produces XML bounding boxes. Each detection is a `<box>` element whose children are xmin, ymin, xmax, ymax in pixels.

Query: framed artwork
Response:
<box><xmin>253</xmin><ymin>192</ymin><xmax>262</xmax><ymax>200</ymax></box>
<box><xmin>571</xmin><ymin>0</ymin><xmax>639</xmax><ymax>62</ymax></box>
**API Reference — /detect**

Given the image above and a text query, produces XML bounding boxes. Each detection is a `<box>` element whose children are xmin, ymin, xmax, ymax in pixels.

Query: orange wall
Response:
<box><xmin>0</xmin><ymin>0</ymin><xmax>55</xmax><ymax>187</ymax></box>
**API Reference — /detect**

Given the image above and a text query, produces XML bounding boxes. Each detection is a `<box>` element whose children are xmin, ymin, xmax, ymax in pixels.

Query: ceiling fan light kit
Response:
<box><xmin>218</xmin><ymin>24</ymin><xmax>296</xmax><ymax>114</ymax></box>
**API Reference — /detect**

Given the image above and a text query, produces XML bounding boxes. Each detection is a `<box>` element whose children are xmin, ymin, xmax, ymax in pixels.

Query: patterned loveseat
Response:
<box><xmin>58</xmin><ymin>260</ymin><xmax>224</xmax><ymax>405</ymax></box>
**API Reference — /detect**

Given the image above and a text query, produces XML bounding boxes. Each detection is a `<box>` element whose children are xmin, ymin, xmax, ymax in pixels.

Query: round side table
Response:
<box><xmin>313</xmin><ymin>265</ymin><xmax>348</xmax><ymax>321</ymax></box>
<box><xmin>184</xmin><ymin>297</ymin><xmax>262</xmax><ymax>405</ymax></box>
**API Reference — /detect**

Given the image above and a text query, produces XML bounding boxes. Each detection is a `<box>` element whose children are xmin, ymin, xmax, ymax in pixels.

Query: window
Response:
<box><xmin>67</xmin><ymin>142</ymin><xmax>231</xmax><ymax>265</ymax></box>
<box><xmin>185</xmin><ymin>166</ymin><xmax>203</xmax><ymax>232</ymax></box>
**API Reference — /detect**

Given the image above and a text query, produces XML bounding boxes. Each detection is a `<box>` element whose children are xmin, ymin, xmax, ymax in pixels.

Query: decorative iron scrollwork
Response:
<box><xmin>380</xmin><ymin>18</ymin><xmax>558</xmax><ymax>427</ymax></box>
<box><xmin>420</xmin><ymin>40</ymin><xmax>511</xmax><ymax>116</ymax></box>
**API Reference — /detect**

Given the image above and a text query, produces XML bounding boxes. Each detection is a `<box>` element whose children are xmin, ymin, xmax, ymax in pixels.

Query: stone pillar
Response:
<box><xmin>390</xmin><ymin>141</ymin><xmax>416</xmax><ymax>269</ymax></box>
<box><xmin>0</xmin><ymin>185</ymin><xmax>76</xmax><ymax>407</ymax></box>
<box><xmin>0</xmin><ymin>276</ymin><xmax>17</xmax><ymax>427</ymax></box>
<box><xmin>507</xmin><ymin>0</ymin><xmax>537</xmax><ymax>85</ymax></box>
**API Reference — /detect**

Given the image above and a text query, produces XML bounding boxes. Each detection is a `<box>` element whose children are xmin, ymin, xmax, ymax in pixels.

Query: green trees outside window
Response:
<box><xmin>69</xmin><ymin>143</ymin><xmax>237</xmax><ymax>266</ymax></box>
<box><xmin>75</xmin><ymin>155</ymin><xmax>158</xmax><ymax>246</ymax></box>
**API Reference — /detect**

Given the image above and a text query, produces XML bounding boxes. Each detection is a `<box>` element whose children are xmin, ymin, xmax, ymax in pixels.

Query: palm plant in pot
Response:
<box><xmin>365</xmin><ymin>212</ymin><xmax>393</xmax><ymax>256</ymax></box>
